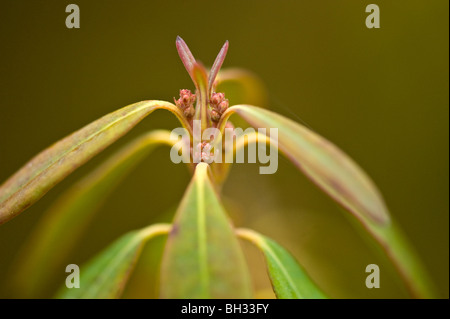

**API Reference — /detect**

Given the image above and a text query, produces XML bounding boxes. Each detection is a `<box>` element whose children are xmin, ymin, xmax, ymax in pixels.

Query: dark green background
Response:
<box><xmin>0</xmin><ymin>1</ymin><xmax>448</xmax><ymax>298</ymax></box>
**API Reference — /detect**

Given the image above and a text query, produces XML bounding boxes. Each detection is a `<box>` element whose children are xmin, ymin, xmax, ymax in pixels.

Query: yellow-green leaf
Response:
<box><xmin>56</xmin><ymin>224</ymin><xmax>171</xmax><ymax>299</ymax></box>
<box><xmin>159</xmin><ymin>163</ymin><xmax>252</xmax><ymax>298</ymax></box>
<box><xmin>9</xmin><ymin>130</ymin><xmax>176</xmax><ymax>298</ymax></box>
<box><xmin>192</xmin><ymin>63</ymin><xmax>211</xmax><ymax>130</ymax></box>
<box><xmin>219</xmin><ymin>105</ymin><xmax>436</xmax><ymax>298</ymax></box>
<box><xmin>0</xmin><ymin>100</ymin><xmax>190</xmax><ymax>225</ymax></box>
<box><xmin>237</xmin><ymin>228</ymin><xmax>327</xmax><ymax>299</ymax></box>
<box><xmin>220</xmin><ymin>104</ymin><xmax>389</xmax><ymax>226</ymax></box>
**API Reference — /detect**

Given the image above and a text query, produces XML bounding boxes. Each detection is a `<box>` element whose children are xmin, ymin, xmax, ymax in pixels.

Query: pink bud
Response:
<box><xmin>175</xmin><ymin>89</ymin><xmax>196</xmax><ymax>118</ymax></box>
<box><xmin>210</xmin><ymin>109</ymin><xmax>221</xmax><ymax>122</ymax></box>
<box><xmin>218</xmin><ymin>100</ymin><xmax>229</xmax><ymax>113</ymax></box>
<box><xmin>211</xmin><ymin>93</ymin><xmax>221</xmax><ymax>105</ymax></box>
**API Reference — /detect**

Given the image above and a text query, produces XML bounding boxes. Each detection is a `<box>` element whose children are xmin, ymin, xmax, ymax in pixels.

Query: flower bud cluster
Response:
<box><xmin>210</xmin><ymin>92</ymin><xmax>229</xmax><ymax>122</ymax></box>
<box><xmin>174</xmin><ymin>89</ymin><xmax>196</xmax><ymax>118</ymax></box>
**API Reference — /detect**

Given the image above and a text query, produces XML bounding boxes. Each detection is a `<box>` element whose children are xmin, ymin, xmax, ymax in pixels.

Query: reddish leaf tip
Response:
<box><xmin>176</xmin><ymin>36</ymin><xmax>196</xmax><ymax>83</ymax></box>
<box><xmin>208</xmin><ymin>40</ymin><xmax>230</xmax><ymax>91</ymax></box>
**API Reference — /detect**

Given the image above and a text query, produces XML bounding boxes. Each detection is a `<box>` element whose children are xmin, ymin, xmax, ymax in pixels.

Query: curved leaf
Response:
<box><xmin>362</xmin><ymin>218</ymin><xmax>438</xmax><ymax>298</ymax></box>
<box><xmin>9</xmin><ymin>130</ymin><xmax>176</xmax><ymax>298</ymax></box>
<box><xmin>219</xmin><ymin>105</ymin><xmax>436</xmax><ymax>298</ymax></box>
<box><xmin>0</xmin><ymin>100</ymin><xmax>190</xmax><ymax>225</ymax></box>
<box><xmin>159</xmin><ymin>163</ymin><xmax>252</xmax><ymax>298</ymax></box>
<box><xmin>219</xmin><ymin>105</ymin><xmax>389</xmax><ymax>225</ymax></box>
<box><xmin>56</xmin><ymin>223</ymin><xmax>171</xmax><ymax>299</ymax></box>
<box><xmin>211</xmin><ymin>131</ymin><xmax>271</xmax><ymax>185</ymax></box>
<box><xmin>237</xmin><ymin>228</ymin><xmax>327</xmax><ymax>299</ymax></box>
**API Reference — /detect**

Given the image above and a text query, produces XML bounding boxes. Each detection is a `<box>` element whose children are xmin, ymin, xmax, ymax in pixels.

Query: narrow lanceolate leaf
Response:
<box><xmin>176</xmin><ymin>36</ymin><xmax>197</xmax><ymax>82</ymax></box>
<box><xmin>192</xmin><ymin>63</ymin><xmax>211</xmax><ymax>130</ymax></box>
<box><xmin>160</xmin><ymin>163</ymin><xmax>252</xmax><ymax>298</ymax></box>
<box><xmin>0</xmin><ymin>100</ymin><xmax>190</xmax><ymax>225</ymax></box>
<box><xmin>9</xmin><ymin>130</ymin><xmax>175</xmax><ymax>298</ymax></box>
<box><xmin>57</xmin><ymin>224</ymin><xmax>171</xmax><ymax>299</ymax></box>
<box><xmin>219</xmin><ymin>105</ymin><xmax>389</xmax><ymax>226</ymax></box>
<box><xmin>208</xmin><ymin>40</ymin><xmax>229</xmax><ymax>92</ymax></box>
<box><xmin>237</xmin><ymin>229</ymin><xmax>327</xmax><ymax>299</ymax></box>
<box><xmin>220</xmin><ymin>105</ymin><xmax>436</xmax><ymax>298</ymax></box>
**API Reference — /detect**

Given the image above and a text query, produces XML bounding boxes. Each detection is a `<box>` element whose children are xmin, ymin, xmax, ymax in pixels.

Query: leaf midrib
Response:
<box><xmin>0</xmin><ymin>101</ymin><xmax>158</xmax><ymax>205</ymax></box>
<box><xmin>196</xmin><ymin>173</ymin><xmax>209</xmax><ymax>298</ymax></box>
<box><xmin>260</xmin><ymin>241</ymin><xmax>302</xmax><ymax>298</ymax></box>
<box><xmin>79</xmin><ymin>236</ymin><xmax>141</xmax><ymax>299</ymax></box>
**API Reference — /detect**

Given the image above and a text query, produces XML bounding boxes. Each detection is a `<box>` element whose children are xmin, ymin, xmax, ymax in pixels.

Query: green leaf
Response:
<box><xmin>237</xmin><ymin>229</ymin><xmax>327</xmax><ymax>299</ymax></box>
<box><xmin>56</xmin><ymin>224</ymin><xmax>171</xmax><ymax>299</ymax></box>
<box><xmin>159</xmin><ymin>163</ymin><xmax>252</xmax><ymax>298</ymax></box>
<box><xmin>220</xmin><ymin>105</ymin><xmax>389</xmax><ymax>225</ymax></box>
<box><xmin>9</xmin><ymin>130</ymin><xmax>176</xmax><ymax>298</ymax></box>
<box><xmin>219</xmin><ymin>105</ymin><xmax>436</xmax><ymax>298</ymax></box>
<box><xmin>0</xmin><ymin>100</ymin><xmax>190</xmax><ymax>225</ymax></box>
<box><xmin>360</xmin><ymin>218</ymin><xmax>438</xmax><ymax>298</ymax></box>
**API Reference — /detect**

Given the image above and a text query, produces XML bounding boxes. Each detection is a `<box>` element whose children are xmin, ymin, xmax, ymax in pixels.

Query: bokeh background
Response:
<box><xmin>0</xmin><ymin>1</ymin><xmax>448</xmax><ymax>298</ymax></box>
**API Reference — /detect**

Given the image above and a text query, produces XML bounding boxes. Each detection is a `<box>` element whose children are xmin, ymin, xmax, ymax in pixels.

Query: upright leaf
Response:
<box><xmin>57</xmin><ymin>224</ymin><xmax>171</xmax><ymax>299</ymax></box>
<box><xmin>0</xmin><ymin>100</ymin><xmax>190</xmax><ymax>224</ymax></box>
<box><xmin>237</xmin><ymin>228</ymin><xmax>327</xmax><ymax>299</ymax></box>
<box><xmin>176</xmin><ymin>36</ymin><xmax>197</xmax><ymax>82</ymax></box>
<box><xmin>208</xmin><ymin>41</ymin><xmax>229</xmax><ymax>92</ymax></box>
<box><xmin>192</xmin><ymin>63</ymin><xmax>211</xmax><ymax>130</ymax></box>
<box><xmin>159</xmin><ymin>163</ymin><xmax>252</xmax><ymax>298</ymax></box>
<box><xmin>9</xmin><ymin>130</ymin><xmax>176</xmax><ymax>298</ymax></box>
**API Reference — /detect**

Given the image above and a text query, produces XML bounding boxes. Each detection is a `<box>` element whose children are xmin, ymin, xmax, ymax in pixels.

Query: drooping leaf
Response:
<box><xmin>219</xmin><ymin>105</ymin><xmax>436</xmax><ymax>298</ymax></box>
<box><xmin>237</xmin><ymin>228</ymin><xmax>327</xmax><ymax>299</ymax></box>
<box><xmin>159</xmin><ymin>163</ymin><xmax>252</xmax><ymax>298</ymax></box>
<box><xmin>359</xmin><ymin>218</ymin><xmax>438</xmax><ymax>298</ymax></box>
<box><xmin>219</xmin><ymin>104</ymin><xmax>390</xmax><ymax>225</ymax></box>
<box><xmin>56</xmin><ymin>223</ymin><xmax>171</xmax><ymax>299</ymax></box>
<box><xmin>9</xmin><ymin>130</ymin><xmax>176</xmax><ymax>298</ymax></box>
<box><xmin>0</xmin><ymin>100</ymin><xmax>190</xmax><ymax>225</ymax></box>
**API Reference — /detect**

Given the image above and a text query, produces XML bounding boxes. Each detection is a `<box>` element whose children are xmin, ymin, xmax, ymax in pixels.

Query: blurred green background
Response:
<box><xmin>0</xmin><ymin>1</ymin><xmax>448</xmax><ymax>298</ymax></box>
